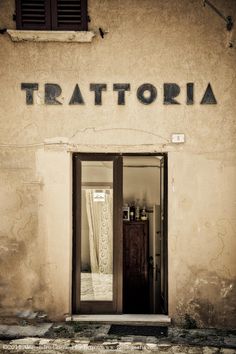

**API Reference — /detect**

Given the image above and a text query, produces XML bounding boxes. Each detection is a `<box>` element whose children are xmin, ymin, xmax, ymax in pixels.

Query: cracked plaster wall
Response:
<box><xmin>0</xmin><ymin>0</ymin><xmax>236</xmax><ymax>327</ymax></box>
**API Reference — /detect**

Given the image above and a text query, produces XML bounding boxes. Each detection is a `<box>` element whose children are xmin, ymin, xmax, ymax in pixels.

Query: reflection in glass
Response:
<box><xmin>81</xmin><ymin>161</ymin><xmax>113</xmax><ymax>301</ymax></box>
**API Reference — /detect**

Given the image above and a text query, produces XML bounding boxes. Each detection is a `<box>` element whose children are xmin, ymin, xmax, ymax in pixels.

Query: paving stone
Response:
<box><xmin>224</xmin><ymin>337</ymin><xmax>236</xmax><ymax>348</ymax></box>
<box><xmin>0</xmin><ymin>341</ymin><xmax>6</xmax><ymax>349</ymax></box>
<box><xmin>169</xmin><ymin>345</ymin><xmax>187</xmax><ymax>353</ymax></box>
<box><xmin>133</xmin><ymin>336</ymin><xmax>147</xmax><ymax>342</ymax></box>
<box><xmin>221</xmin><ymin>349</ymin><xmax>236</xmax><ymax>354</ymax></box>
<box><xmin>118</xmin><ymin>341</ymin><xmax>133</xmax><ymax>347</ymax></box>
<box><xmin>153</xmin><ymin>347</ymin><xmax>174</xmax><ymax>354</ymax></box>
<box><xmin>96</xmin><ymin>324</ymin><xmax>111</xmax><ymax>336</ymax></box>
<box><xmin>10</xmin><ymin>337</ymin><xmax>39</xmax><ymax>345</ymax></box>
<box><xmin>38</xmin><ymin>338</ymin><xmax>52</xmax><ymax>346</ymax></box>
<box><xmin>171</xmin><ymin>345</ymin><xmax>204</xmax><ymax>354</ymax></box>
<box><xmin>74</xmin><ymin>339</ymin><xmax>90</xmax><ymax>344</ymax></box>
<box><xmin>0</xmin><ymin>323</ymin><xmax>52</xmax><ymax>339</ymax></box>
<box><xmin>74</xmin><ymin>342</ymin><xmax>90</xmax><ymax>349</ymax></box>
<box><xmin>53</xmin><ymin>325</ymin><xmax>63</xmax><ymax>330</ymax></box>
<box><xmin>52</xmin><ymin>338</ymin><xmax>72</xmax><ymax>347</ymax></box>
<box><xmin>121</xmin><ymin>336</ymin><xmax>136</xmax><ymax>341</ymax></box>
<box><xmin>146</xmin><ymin>336</ymin><xmax>159</xmax><ymax>344</ymax></box>
<box><xmin>202</xmin><ymin>347</ymin><xmax>220</xmax><ymax>354</ymax></box>
<box><xmin>90</xmin><ymin>337</ymin><xmax>105</xmax><ymax>344</ymax></box>
<box><xmin>73</xmin><ymin>337</ymin><xmax>91</xmax><ymax>343</ymax></box>
<box><xmin>103</xmin><ymin>341</ymin><xmax>119</xmax><ymax>349</ymax></box>
<box><xmin>158</xmin><ymin>342</ymin><xmax>172</xmax><ymax>347</ymax></box>
<box><xmin>145</xmin><ymin>342</ymin><xmax>158</xmax><ymax>349</ymax></box>
<box><xmin>187</xmin><ymin>346</ymin><xmax>204</xmax><ymax>353</ymax></box>
<box><xmin>132</xmin><ymin>341</ymin><xmax>145</xmax><ymax>350</ymax></box>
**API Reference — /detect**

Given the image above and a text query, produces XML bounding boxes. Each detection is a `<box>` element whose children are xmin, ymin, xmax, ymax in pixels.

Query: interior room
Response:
<box><xmin>80</xmin><ymin>156</ymin><xmax>162</xmax><ymax>313</ymax></box>
<box><xmin>123</xmin><ymin>156</ymin><xmax>162</xmax><ymax>314</ymax></box>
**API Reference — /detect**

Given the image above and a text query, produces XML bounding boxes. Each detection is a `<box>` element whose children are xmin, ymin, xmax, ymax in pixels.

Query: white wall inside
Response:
<box><xmin>123</xmin><ymin>157</ymin><xmax>161</xmax><ymax>207</ymax></box>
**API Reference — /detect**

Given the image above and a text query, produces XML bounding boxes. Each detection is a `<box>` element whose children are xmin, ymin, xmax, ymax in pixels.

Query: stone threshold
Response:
<box><xmin>66</xmin><ymin>314</ymin><xmax>171</xmax><ymax>326</ymax></box>
<box><xmin>7</xmin><ymin>30</ymin><xmax>95</xmax><ymax>43</ymax></box>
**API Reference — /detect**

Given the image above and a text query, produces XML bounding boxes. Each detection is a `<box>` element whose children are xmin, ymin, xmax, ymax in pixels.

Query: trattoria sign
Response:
<box><xmin>21</xmin><ymin>82</ymin><xmax>217</xmax><ymax>105</ymax></box>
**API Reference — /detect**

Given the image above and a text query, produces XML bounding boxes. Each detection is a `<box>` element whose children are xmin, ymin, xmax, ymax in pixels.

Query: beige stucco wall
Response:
<box><xmin>0</xmin><ymin>0</ymin><xmax>236</xmax><ymax>327</ymax></box>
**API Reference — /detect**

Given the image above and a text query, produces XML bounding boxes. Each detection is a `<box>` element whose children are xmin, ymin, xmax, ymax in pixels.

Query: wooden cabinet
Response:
<box><xmin>123</xmin><ymin>221</ymin><xmax>149</xmax><ymax>313</ymax></box>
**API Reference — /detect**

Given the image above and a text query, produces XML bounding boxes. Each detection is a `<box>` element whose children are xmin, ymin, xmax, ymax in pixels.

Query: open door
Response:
<box><xmin>122</xmin><ymin>154</ymin><xmax>168</xmax><ymax>315</ymax></box>
<box><xmin>160</xmin><ymin>154</ymin><xmax>168</xmax><ymax>314</ymax></box>
<box><xmin>73</xmin><ymin>152</ymin><xmax>167</xmax><ymax>315</ymax></box>
<box><xmin>72</xmin><ymin>154</ymin><xmax>123</xmax><ymax>314</ymax></box>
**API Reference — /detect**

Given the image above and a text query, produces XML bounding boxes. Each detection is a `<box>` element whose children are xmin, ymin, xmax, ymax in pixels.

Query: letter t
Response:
<box><xmin>21</xmin><ymin>83</ymin><xmax>39</xmax><ymax>105</ymax></box>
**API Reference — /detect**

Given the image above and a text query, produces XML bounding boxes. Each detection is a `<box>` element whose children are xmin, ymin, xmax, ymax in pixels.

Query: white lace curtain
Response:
<box><xmin>85</xmin><ymin>189</ymin><xmax>113</xmax><ymax>274</ymax></box>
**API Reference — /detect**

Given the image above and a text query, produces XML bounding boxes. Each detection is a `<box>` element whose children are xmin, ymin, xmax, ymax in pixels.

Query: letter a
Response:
<box><xmin>200</xmin><ymin>83</ymin><xmax>217</xmax><ymax>104</ymax></box>
<box><xmin>69</xmin><ymin>84</ymin><xmax>85</xmax><ymax>105</ymax></box>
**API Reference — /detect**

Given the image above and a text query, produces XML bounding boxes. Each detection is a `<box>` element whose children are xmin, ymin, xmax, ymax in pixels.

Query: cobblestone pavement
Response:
<box><xmin>0</xmin><ymin>322</ymin><xmax>235</xmax><ymax>353</ymax></box>
<box><xmin>0</xmin><ymin>340</ymin><xmax>235</xmax><ymax>354</ymax></box>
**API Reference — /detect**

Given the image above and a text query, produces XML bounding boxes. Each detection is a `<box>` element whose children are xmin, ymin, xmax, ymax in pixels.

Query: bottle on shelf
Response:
<box><xmin>130</xmin><ymin>201</ymin><xmax>135</xmax><ymax>221</ymax></box>
<box><xmin>141</xmin><ymin>205</ymin><xmax>148</xmax><ymax>220</ymax></box>
<box><xmin>135</xmin><ymin>199</ymin><xmax>140</xmax><ymax>221</ymax></box>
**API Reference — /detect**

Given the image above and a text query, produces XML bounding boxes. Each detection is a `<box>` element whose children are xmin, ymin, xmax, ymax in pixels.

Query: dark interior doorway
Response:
<box><xmin>122</xmin><ymin>155</ymin><xmax>168</xmax><ymax>314</ymax></box>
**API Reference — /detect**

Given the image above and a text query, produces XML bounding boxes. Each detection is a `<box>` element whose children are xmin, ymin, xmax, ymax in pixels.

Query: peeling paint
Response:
<box><xmin>175</xmin><ymin>270</ymin><xmax>236</xmax><ymax>328</ymax></box>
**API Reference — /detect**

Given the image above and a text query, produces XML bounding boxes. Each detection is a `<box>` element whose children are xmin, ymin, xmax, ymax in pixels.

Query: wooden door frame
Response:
<box><xmin>72</xmin><ymin>152</ymin><xmax>168</xmax><ymax>315</ymax></box>
<box><xmin>72</xmin><ymin>153</ymin><xmax>123</xmax><ymax>314</ymax></box>
<box><xmin>160</xmin><ymin>154</ymin><xmax>168</xmax><ymax>314</ymax></box>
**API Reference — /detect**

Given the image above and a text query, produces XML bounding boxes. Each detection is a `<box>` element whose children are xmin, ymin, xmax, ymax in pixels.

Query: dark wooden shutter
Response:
<box><xmin>16</xmin><ymin>0</ymin><xmax>88</xmax><ymax>31</ymax></box>
<box><xmin>51</xmin><ymin>0</ymin><xmax>88</xmax><ymax>30</ymax></box>
<box><xmin>16</xmin><ymin>0</ymin><xmax>51</xmax><ymax>30</ymax></box>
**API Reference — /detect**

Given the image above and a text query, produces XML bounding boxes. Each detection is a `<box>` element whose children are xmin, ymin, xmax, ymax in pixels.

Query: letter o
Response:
<box><xmin>137</xmin><ymin>84</ymin><xmax>157</xmax><ymax>104</ymax></box>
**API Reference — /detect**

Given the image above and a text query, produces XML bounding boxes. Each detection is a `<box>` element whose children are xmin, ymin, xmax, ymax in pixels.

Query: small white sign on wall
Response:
<box><xmin>171</xmin><ymin>133</ymin><xmax>185</xmax><ymax>143</ymax></box>
<box><xmin>93</xmin><ymin>191</ymin><xmax>106</xmax><ymax>202</ymax></box>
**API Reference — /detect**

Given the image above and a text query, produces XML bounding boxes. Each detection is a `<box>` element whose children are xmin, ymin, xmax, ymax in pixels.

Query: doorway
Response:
<box><xmin>72</xmin><ymin>153</ymin><xmax>168</xmax><ymax>315</ymax></box>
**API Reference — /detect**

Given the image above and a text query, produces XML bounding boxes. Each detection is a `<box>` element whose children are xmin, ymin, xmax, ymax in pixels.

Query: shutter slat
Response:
<box><xmin>21</xmin><ymin>3</ymin><xmax>45</xmax><ymax>7</ymax></box>
<box><xmin>17</xmin><ymin>0</ymin><xmax>51</xmax><ymax>29</ymax></box>
<box><xmin>22</xmin><ymin>9</ymin><xmax>45</xmax><ymax>12</ymax></box>
<box><xmin>22</xmin><ymin>14</ymin><xmax>45</xmax><ymax>18</ymax></box>
<box><xmin>58</xmin><ymin>7</ymin><xmax>81</xmax><ymax>10</ymax></box>
<box><xmin>58</xmin><ymin>14</ymin><xmax>81</xmax><ymax>18</ymax></box>
<box><xmin>58</xmin><ymin>4</ymin><xmax>80</xmax><ymax>6</ymax></box>
<box><xmin>22</xmin><ymin>20</ymin><xmax>46</xmax><ymax>23</ymax></box>
<box><xmin>55</xmin><ymin>0</ymin><xmax>85</xmax><ymax>30</ymax></box>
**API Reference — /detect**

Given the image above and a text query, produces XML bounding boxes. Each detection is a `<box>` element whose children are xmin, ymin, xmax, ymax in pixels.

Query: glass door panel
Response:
<box><xmin>81</xmin><ymin>161</ymin><xmax>113</xmax><ymax>302</ymax></box>
<box><xmin>73</xmin><ymin>154</ymin><xmax>122</xmax><ymax>314</ymax></box>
